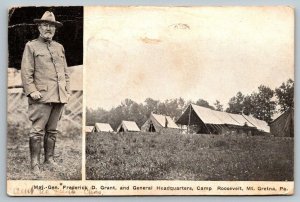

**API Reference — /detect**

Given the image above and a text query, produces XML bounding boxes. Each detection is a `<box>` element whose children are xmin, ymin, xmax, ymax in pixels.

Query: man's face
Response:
<box><xmin>38</xmin><ymin>23</ymin><xmax>56</xmax><ymax>40</ymax></box>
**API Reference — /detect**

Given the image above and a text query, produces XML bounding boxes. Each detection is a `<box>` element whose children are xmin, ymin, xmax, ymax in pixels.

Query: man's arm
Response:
<box><xmin>62</xmin><ymin>46</ymin><xmax>71</xmax><ymax>95</ymax></box>
<box><xmin>21</xmin><ymin>43</ymin><xmax>39</xmax><ymax>97</ymax></box>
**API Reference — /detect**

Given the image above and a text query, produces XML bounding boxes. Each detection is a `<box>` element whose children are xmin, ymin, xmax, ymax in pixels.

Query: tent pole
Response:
<box><xmin>188</xmin><ymin>104</ymin><xmax>191</xmax><ymax>134</ymax></box>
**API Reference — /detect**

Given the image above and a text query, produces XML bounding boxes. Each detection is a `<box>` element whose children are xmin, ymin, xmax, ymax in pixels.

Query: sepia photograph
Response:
<box><xmin>7</xmin><ymin>6</ymin><xmax>83</xmax><ymax>180</ymax></box>
<box><xmin>85</xmin><ymin>6</ymin><xmax>294</xmax><ymax>183</ymax></box>
<box><xmin>5</xmin><ymin>5</ymin><xmax>295</xmax><ymax>196</ymax></box>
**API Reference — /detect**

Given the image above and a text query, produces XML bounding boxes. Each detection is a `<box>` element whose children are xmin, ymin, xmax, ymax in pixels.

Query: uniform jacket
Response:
<box><xmin>21</xmin><ymin>36</ymin><xmax>70</xmax><ymax>104</ymax></box>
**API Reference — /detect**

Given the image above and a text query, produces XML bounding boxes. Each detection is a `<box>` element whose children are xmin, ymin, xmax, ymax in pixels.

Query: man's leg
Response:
<box><xmin>44</xmin><ymin>103</ymin><xmax>65</xmax><ymax>165</ymax></box>
<box><xmin>28</xmin><ymin>103</ymin><xmax>52</xmax><ymax>174</ymax></box>
<box><xmin>29</xmin><ymin>136</ymin><xmax>42</xmax><ymax>174</ymax></box>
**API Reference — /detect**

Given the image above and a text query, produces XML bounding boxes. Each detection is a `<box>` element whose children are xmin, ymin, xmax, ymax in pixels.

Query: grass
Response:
<box><xmin>7</xmin><ymin>122</ymin><xmax>82</xmax><ymax>180</ymax></box>
<box><xmin>86</xmin><ymin>132</ymin><xmax>293</xmax><ymax>181</ymax></box>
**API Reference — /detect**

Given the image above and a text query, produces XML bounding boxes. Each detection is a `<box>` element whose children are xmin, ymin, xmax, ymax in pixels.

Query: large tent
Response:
<box><xmin>269</xmin><ymin>108</ymin><xmax>294</xmax><ymax>137</ymax></box>
<box><xmin>176</xmin><ymin>104</ymin><xmax>270</xmax><ymax>135</ymax></box>
<box><xmin>141</xmin><ymin>113</ymin><xmax>180</xmax><ymax>133</ymax></box>
<box><xmin>117</xmin><ymin>121</ymin><xmax>140</xmax><ymax>132</ymax></box>
<box><xmin>242</xmin><ymin>114</ymin><xmax>270</xmax><ymax>133</ymax></box>
<box><xmin>94</xmin><ymin>123</ymin><xmax>114</xmax><ymax>132</ymax></box>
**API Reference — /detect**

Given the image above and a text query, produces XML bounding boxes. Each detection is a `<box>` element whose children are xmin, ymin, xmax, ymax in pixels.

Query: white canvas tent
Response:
<box><xmin>85</xmin><ymin>126</ymin><xmax>95</xmax><ymax>133</ymax></box>
<box><xmin>141</xmin><ymin>113</ymin><xmax>180</xmax><ymax>133</ymax></box>
<box><xmin>117</xmin><ymin>121</ymin><xmax>140</xmax><ymax>132</ymax></box>
<box><xmin>176</xmin><ymin>104</ymin><xmax>269</xmax><ymax>135</ymax></box>
<box><xmin>94</xmin><ymin>123</ymin><xmax>114</xmax><ymax>132</ymax></box>
<box><xmin>229</xmin><ymin>113</ymin><xmax>256</xmax><ymax>128</ymax></box>
<box><xmin>242</xmin><ymin>114</ymin><xmax>270</xmax><ymax>133</ymax></box>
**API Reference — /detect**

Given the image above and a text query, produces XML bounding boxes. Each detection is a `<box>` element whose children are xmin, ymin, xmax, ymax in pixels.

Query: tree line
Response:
<box><xmin>86</xmin><ymin>79</ymin><xmax>294</xmax><ymax>129</ymax></box>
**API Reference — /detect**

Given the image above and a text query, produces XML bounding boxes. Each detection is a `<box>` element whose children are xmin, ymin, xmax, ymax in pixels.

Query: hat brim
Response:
<box><xmin>34</xmin><ymin>19</ymin><xmax>63</xmax><ymax>27</ymax></box>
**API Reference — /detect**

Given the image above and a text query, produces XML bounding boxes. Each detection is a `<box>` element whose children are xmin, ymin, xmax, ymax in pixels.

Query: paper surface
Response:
<box><xmin>7</xmin><ymin>6</ymin><xmax>294</xmax><ymax>196</ymax></box>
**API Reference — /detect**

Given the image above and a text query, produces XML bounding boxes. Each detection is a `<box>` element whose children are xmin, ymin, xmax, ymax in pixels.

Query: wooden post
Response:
<box><xmin>188</xmin><ymin>104</ymin><xmax>192</xmax><ymax>134</ymax></box>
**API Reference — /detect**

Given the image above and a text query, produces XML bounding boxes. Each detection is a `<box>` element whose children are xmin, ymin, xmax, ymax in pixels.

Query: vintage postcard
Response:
<box><xmin>7</xmin><ymin>6</ymin><xmax>294</xmax><ymax>196</ymax></box>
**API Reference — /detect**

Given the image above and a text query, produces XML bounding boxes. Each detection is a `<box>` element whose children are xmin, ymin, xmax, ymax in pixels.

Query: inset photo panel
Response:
<box><xmin>7</xmin><ymin>6</ymin><xmax>83</xmax><ymax>180</ymax></box>
<box><xmin>84</xmin><ymin>6</ymin><xmax>294</xmax><ymax>195</ymax></box>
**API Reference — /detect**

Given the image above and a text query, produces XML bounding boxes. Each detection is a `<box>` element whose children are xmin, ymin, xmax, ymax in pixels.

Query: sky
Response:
<box><xmin>84</xmin><ymin>6</ymin><xmax>294</xmax><ymax>110</ymax></box>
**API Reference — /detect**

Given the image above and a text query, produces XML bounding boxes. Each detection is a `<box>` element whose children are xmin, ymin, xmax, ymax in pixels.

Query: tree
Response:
<box><xmin>275</xmin><ymin>79</ymin><xmax>294</xmax><ymax>112</ymax></box>
<box><xmin>195</xmin><ymin>99</ymin><xmax>214</xmax><ymax>109</ymax></box>
<box><xmin>178</xmin><ymin>97</ymin><xmax>186</xmax><ymax>110</ymax></box>
<box><xmin>214</xmin><ymin>100</ymin><xmax>223</xmax><ymax>111</ymax></box>
<box><xmin>157</xmin><ymin>102</ymin><xmax>167</xmax><ymax>115</ymax></box>
<box><xmin>250</xmin><ymin>85</ymin><xmax>276</xmax><ymax>122</ymax></box>
<box><xmin>129</xmin><ymin>102</ymin><xmax>146</xmax><ymax>127</ymax></box>
<box><xmin>144</xmin><ymin>98</ymin><xmax>159</xmax><ymax>116</ymax></box>
<box><xmin>226</xmin><ymin>92</ymin><xmax>245</xmax><ymax>114</ymax></box>
<box><xmin>109</xmin><ymin>106</ymin><xmax>124</xmax><ymax>129</ymax></box>
<box><xmin>226</xmin><ymin>86</ymin><xmax>276</xmax><ymax>122</ymax></box>
<box><xmin>165</xmin><ymin>99</ymin><xmax>179</xmax><ymax>119</ymax></box>
<box><xmin>242</xmin><ymin>95</ymin><xmax>254</xmax><ymax>115</ymax></box>
<box><xmin>86</xmin><ymin>107</ymin><xmax>108</xmax><ymax>126</ymax></box>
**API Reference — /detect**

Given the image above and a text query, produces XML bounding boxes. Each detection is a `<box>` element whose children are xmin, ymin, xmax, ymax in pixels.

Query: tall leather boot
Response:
<box><xmin>29</xmin><ymin>136</ymin><xmax>41</xmax><ymax>174</ymax></box>
<box><xmin>44</xmin><ymin>133</ymin><xmax>58</xmax><ymax>166</ymax></box>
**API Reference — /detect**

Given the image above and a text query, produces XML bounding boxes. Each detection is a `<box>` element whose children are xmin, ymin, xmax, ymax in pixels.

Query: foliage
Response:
<box><xmin>195</xmin><ymin>99</ymin><xmax>215</xmax><ymax>110</ymax></box>
<box><xmin>214</xmin><ymin>100</ymin><xmax>224</xmax><ymax>111</ymax></box>
<box><xmin>226</xmin><ymin>85</ymin><xmax>278</xmax><ymax>122</ymax></box>
<box><xmin>275</xmin><ymin>79</ymin><xmax>294</xmax><ymax>112</ymax></box>
<box><xmin>226</xmin><ymin>92</ymin><xmax>245</xmax><ymax>114</ymax></box>
<box><xmin>250</xmin><ymin>85</ymin><xmax>276</xmax><ymax>122</ymax></box>
<box><xmin>86</xmin><ymin>132</ymin><xmax>294</xmax><ymax>181</ymax></box>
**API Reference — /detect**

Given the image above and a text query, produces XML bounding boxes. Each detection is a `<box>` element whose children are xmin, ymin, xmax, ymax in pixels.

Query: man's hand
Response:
<box><xmin>30</xmin><ymin>91</ymin><xmax>42</xmax><ymax>100</ymax></box>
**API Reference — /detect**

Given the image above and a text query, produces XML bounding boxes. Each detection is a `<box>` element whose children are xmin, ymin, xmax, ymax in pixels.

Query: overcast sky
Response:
<box><xmin>85</xmin><ymin>6</ymin><xmax>294</xmax><ymax>110</ymax></box>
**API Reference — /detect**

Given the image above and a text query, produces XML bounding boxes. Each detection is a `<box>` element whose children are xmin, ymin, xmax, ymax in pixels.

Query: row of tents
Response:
<box><xmin>86</xmin><ymin>103</ymin><xmax>294</xmax><ymax>137</ymax></box>
<box><xmin>86</xmin><ymin>113</ymin><xmax>181</xmax><ymax>133</ymax></box>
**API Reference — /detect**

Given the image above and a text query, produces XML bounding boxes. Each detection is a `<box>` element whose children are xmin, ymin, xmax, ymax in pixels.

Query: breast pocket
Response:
<box><xmin>34</xmin><ymin>51</ymin><xmax>51</xmax><ymax>66</ymax></box>
<box><xmin>57</xmin><ymin>52</ymin><xmax>66</xmax><ymax>66</ymax></box>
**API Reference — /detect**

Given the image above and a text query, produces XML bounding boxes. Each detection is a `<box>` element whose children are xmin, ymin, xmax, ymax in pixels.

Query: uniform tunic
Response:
<box><xmin>21</xmin><ymin>36</ymin><xmax>70</xmax><ymax>104</ymax></box>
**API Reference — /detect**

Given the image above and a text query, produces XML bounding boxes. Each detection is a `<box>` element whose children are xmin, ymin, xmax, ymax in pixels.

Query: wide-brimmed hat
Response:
<box><xmin>34</xmin><ymin>11</ymin><xmax>63</xmax><ymax>27</ymax></box>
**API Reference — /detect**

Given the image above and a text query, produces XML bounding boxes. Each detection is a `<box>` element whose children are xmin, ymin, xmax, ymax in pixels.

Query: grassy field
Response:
<box><xmin>7</xmin><ymin>122</ymin><xmax>82</xmax><ymax>180</ymax></box>
<box><xmin>86</xmin><ymin>132</ymin><xmax>293</xmax><ymax>181</ymax></box>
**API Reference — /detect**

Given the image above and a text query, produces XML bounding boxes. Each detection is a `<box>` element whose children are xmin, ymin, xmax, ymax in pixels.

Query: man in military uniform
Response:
<box><xmin>21</xmin><ymin>11</ymin><xmax>70</xmax><ymax>174</ymax></box>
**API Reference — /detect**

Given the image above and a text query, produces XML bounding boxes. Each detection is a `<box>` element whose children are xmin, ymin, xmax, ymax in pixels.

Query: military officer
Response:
<box><xmin>21</xmin><ymin>11</ymin><xmax>70</xmax><ymax>174</ymax></box>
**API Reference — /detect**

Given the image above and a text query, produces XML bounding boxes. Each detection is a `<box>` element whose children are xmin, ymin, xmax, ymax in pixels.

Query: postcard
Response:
<box><xmin>7</xmin><ymin>6</ymin><xmax>294</xmax><ymax>196</ymax></box>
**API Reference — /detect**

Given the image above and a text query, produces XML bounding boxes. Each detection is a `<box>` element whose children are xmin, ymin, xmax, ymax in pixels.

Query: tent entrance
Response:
<box><xmin>149</xmin><ymin>123</ymin><xmax>156</xmax><ymax>132</ymax></box>
<box><xmin>119</xmin><ymin>126</ymin><xmax>125</xmax><ymax>132</ymax></box>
